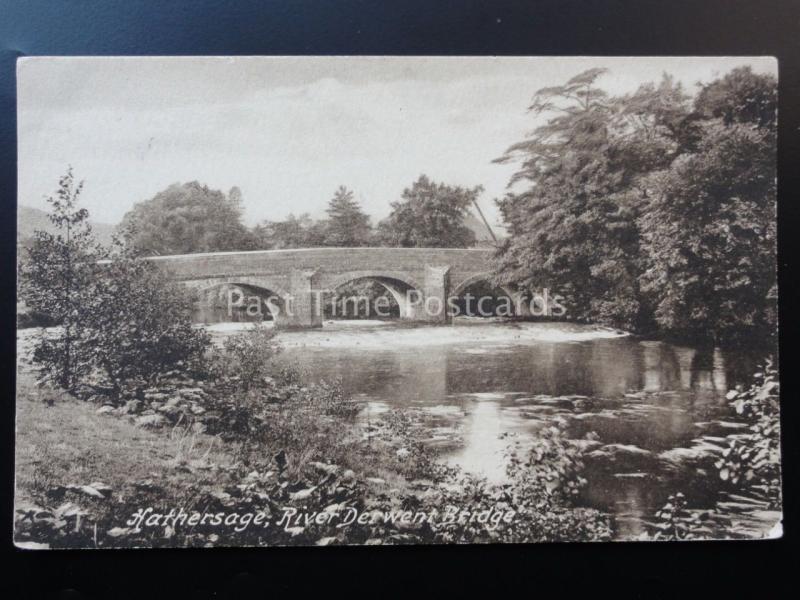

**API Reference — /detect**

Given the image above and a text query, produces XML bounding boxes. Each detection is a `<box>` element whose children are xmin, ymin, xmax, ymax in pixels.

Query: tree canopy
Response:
<box><xmin>494</xmin><ymin>65</ymin><xmax>777</xmax><ymax>342</ymax></box>
<box><xmin>121</xmin><ymin>182</ymin><xmax>256</xmax><ymax>255</ymax></box>
<box><xmin>324</xmin><ymin>186</ymin><xmax>372</xmax><ymax>247</ymax></box>
<box><xmin>377</xmin><ymin>175</ymin><xmax>479</xmax><ymax>248</ymax></box>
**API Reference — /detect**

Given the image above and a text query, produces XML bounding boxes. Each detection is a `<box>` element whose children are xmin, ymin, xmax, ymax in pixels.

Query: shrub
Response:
<box><xmin>716</xmin><ymin>359</ymin><xmax>781</xmax><ymax>507</ymax></box>
<box><xmin>208</xmin><ymin>323</ymin><xmax>279</xmax><ymax>391</ymax></box>
<box><xmin>20</xmin><ymin>170</ymin><xmax>211</xmax><ymax>398</ymax></box>
<box><xmin>76</xmin><ymin>253</ymin><xmax>211</xmax><ymax>396</ymax></box>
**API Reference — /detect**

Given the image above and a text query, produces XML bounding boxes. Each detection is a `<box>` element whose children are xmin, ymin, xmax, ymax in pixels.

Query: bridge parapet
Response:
<box><xmin>150</xmin><ymin>247</ymin><xmax>497</xmax><ymax>328</ymax></box>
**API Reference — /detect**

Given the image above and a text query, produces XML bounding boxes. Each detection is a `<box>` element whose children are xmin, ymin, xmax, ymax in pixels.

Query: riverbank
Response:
<box><xmin>15</xmin><ymin>321</ymin><xmax>780</xmax><ymax>545</ymax></box>
<box><xmin>206</xmin><ymin>318</ymin><xmax>628</xmax><ymax>349</ymax></box>
<box><xmin>14</xmin><ymin>326</ymin><xmax>614</xmax><ymax>547</ymax></box>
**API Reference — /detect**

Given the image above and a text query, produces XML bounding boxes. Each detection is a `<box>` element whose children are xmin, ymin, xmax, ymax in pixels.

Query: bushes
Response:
<box><xmin>716</xmin><ymin>359</ymin><xmax>781</xmax><ymax>507</ymax></box>
<box><xmin>208</xmin><ymin>323</ymin><xmax>279</xmax><ymax>391</ymax></box>
<box><xmin>647</xmin><ymin>360</ymin><xmax>782</xmax><ymax>540</ymax></box>
<box><xmin>78</xmin><ymin>255</ymin><xmax>211</xmax><ymax>396</ymax></box>
<box><xmin>19</xmin><ymin>171</ymin><xmax>211</xmax><ymax>398</ymax></box>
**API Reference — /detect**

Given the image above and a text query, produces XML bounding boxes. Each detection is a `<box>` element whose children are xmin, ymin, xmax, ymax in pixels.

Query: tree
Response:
<box><xmin>694</xmin><ymin>66</ymin><xmax>777</xmax><ymax>128</ymax></box>
<box><xmin>377</xmin><ymin>175</ymin><xmax>479</xmax><ymax>248</ymax></box>
<box><xmin>121</xmin><ymin>182</ymin><xmax>256</xmax><ymax>255</ymax></box>
<box><xmin>20</xmin><ymin>168</ymin><xmax>101</xmax><ymax>388</ymax></box>
<box><xmin>252</xmin><ymin>213</ymin><xmax>327</xmax><ymax>249</ymax></box>
<box><xmin>78</xmin><ymin>237</ymin><xmax>210</xmax><ymax>394</ymax></box>
<box><xmin>493</xmin><ymin>69</ymin><xmax>649</xmax><ymax>329</ymax></box>
<box><xmin>639</xmin><ymin>68</ymin><xmax>777</xmax><ymax>342</ymax></box>
<box><xmin>21</xmin><ymin>171</ymin><xmax>211</xmax><ymax>396</ymax></box>
<box><xmin>324</xmin><ymin>186</ymin><xmax>372</xmax><ymax>247</ymax></box>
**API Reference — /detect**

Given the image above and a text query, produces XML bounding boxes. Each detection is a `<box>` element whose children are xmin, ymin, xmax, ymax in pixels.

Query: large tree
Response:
<box><xmin>324</xmin><ymin>186</ymin><xmax>372</xmax><ymax>247</ymax></box>
<box><xmin>377</xmin><ymin>175</ymin><xmax>479</xmax><ymax>248</ymax></box>
<box><xmin>121</xmin><ymin>182</ymin><xmax>256</xmax><ymax>255</ymax></box>
<box><xmin>639</xmin><ymin>67</ymin><xmax>777</xmax><ymax>342</ymax></box>
<box><xmin>495</xmin><ymin>65</ymin><xmax>776</xmax><ymax>341</ymax></box>
<box><xmin>493</xmin><ymin>69</ymin><xmax>652</xmax><ymax>329</ymax></box>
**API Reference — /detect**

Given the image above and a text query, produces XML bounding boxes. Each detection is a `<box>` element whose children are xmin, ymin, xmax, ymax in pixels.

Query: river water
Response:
<box><xmin>214</xmin><ymin>319</ymin><xmax>765</xmax><ymax>539</ymax></box>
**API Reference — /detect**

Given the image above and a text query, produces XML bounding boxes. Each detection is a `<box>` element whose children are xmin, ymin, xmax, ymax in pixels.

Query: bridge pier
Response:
<box><xmin>405</xmin><ymin>265</ymin><xmax>451</xmax><ymax>324</ymax></box>
<box><xmin>282</xmin><ymin>269</ymin><xmax>323</xmax><ymax>329</ymax></box>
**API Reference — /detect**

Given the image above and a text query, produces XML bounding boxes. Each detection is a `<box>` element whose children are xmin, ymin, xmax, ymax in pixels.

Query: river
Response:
<box><xmin>210</xmin><ymin>318</ymin><xmax>766</xmax><ymax>539</ymax></box>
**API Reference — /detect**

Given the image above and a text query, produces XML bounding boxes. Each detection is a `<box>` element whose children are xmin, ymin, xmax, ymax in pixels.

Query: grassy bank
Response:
<box><xmin>14</xmin><ymin>327</ymin><xmax>613</xmax><ymax>548</ymax></box>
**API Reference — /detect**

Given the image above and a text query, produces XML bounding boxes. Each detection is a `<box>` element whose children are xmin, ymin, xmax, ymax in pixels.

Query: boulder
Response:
<box><xmin>135</xmin><ymin>414</ymin><xmax>168</xmax><ymax>429</ymax></box>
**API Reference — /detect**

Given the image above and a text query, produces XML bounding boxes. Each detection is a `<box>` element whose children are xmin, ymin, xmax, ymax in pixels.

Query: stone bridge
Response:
<box><xmin>150</xmin><ymin>247</ymin><xmax>524</xmax><ymax>328</ymax></box>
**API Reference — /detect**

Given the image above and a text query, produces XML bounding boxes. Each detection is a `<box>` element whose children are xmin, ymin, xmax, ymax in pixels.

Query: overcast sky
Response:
<box><xmin>18</xmin><ymin>56</ymin><xmax>777</xmax><ymax>227</ymax></box>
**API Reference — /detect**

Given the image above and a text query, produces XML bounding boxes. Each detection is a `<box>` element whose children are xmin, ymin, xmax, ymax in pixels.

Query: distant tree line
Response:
<box><xmin>120</xmin><ymin>175</ymin><xmax>481</xmax><ymax>255</ymax></box>
<box><xmin>494</xmin><ymin>66</ymin><xmax>776</xmax><ymax>345</ymax></box>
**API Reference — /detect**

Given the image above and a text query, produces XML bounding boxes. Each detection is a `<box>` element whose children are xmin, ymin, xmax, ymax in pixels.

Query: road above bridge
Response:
<box><xmin>150</xmin><ymin>247</ymin><xmax>520</xmax><ymax>328</ymax></box>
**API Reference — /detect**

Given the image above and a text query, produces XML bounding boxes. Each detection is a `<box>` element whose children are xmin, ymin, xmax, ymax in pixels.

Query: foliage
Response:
<box><xmin>494</xmin><ymin>66</ymin><xmax>777</xmax><ymax>342</ymax></box>
<box><xmin>716</xmin><ymin>360</ymin><xmax>781</xmax><ymax>507</ymax></box>
<box><xmin>323</xmin><ymin>186</ymin><xmax>372</xmax><ymax>247</ymax></box>
<box><xmin>649</xmin><ymin>493</ymin><xmax>708</xmax><ymax>541</ymax></box>
<box><xmin>252</xmin><ymin>213</ymin><xmax>328</xmax><ymax>249</ymax></box>
<box><xmin>639</xmin><ymin>83</ymin><xmax>777</xmax><ymax>342</ymax></box>
<box><xmin>376</xmin><ymin>175</ymin><xmax>479</xmax><ymax>248</ymax></box>
<box><xmin>493</xmin><ymin>68</ymin><xmax>656</xmax><ymax>330</ymax></box>
<box><xmin>121</xmin><ymin>182</ymin><xmax>257</xmax><ymax>255</ymax></box>
<box><xmin>695</xmin><ymin>66</ymin><xmax>777</xmax><ymax>128</ymax></box>
<box><xmin>77</xmin><ymin>244</ymin><xmax>211</xmax><ymax>394</ymax></box>
<box><xmin>19</xmin><ymin>168</ymin><xmax>103</xmax><ymax>388</ymax></box>
<box><xmin>325</xmin><ymin>279</ymin><xmax>398</xmax><ymax>319</ymax></box>
<box><xmin>20</xmin><ymin>171</ymin><xmax>211</xmax><ymax>396</ymax></box>
<box><xmin>506</xmin><ymin>426</ymin><xmax>588</xmax><ymax>504</ymax></box>
<box><xmin>209</xmin><ymin>324</ymin><xmax>280</xmax><ymax>391</ymax></box>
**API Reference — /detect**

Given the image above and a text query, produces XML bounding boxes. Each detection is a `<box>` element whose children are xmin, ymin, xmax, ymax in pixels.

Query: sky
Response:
<box><xmin>17</xmin><ymin>56</ymin><xmax>777</xmax><ymax>227</ymax></box>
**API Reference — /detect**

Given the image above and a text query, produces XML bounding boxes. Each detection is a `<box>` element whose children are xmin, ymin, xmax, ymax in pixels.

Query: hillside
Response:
<box><xmin>17</xmin><ymin>205</ymin><xmax>116</xmax><ymax>248</ymax></box>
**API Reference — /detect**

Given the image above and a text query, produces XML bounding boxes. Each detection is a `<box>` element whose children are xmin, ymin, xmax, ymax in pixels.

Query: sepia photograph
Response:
<box><xmin>14</xmin><ymin>56</ymin><xmax>780</xmax><ymax>548</ymax></box>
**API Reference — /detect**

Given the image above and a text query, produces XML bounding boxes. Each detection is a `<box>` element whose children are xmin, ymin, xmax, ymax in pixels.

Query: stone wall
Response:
<box><xmin>149</xmin><ymin>247</ymin><xmax>496</xmax><ymax>328</ymax></box>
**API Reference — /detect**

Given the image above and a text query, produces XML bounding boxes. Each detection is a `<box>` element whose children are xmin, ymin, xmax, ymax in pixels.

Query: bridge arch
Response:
<box><xmin>451</xmin><ymin>272</ymin><xmax>515</xmax><ymax>299</ymax></box>
<box><xmin>325</xmin><ymin>271</ymin><xmax>423</xmax><ymax>319</ymax></box>
<box><xmin>191</xmin><ymin>280</ymin><xmax>290</xmax><ymax>325</ymax></box>
<box><xmin>450</xmin><ymin>272</ymin><xmax>520</xmax><ymax>317</ymax></box>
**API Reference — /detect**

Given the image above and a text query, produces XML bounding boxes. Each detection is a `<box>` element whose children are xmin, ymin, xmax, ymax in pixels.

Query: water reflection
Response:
<box><xmin>277</xmin><ymin>322</ymin><xmax>759</xmax><ymax>533</ymax></box>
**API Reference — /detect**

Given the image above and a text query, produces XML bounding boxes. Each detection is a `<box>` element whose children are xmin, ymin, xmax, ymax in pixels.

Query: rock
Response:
<box><xmin>135</xmin><ymin>414</ymin><xmax>168</xmax><ymax>429</ymax></box>
<box><xmin>107</xmin><ymin>527</ymin><xmax>137</xmax><ymax>537</ymax></box>
<box><xmin>55</xmin><ymin>502</ymin><xmax>87</xmax><ymax>519</ymax></box>
<box><xmin>123</xmin><ymin>399</ymin><xmax>143</xmax><ymax>415</ymax></box>
<box><xmin>96</xmin><ymin>405</ymin><xmax>116</xmax><ymax>415</ymax></box>
<box><xmin>572</xmin><ymin>439</ymin><xmax>603</xmax><ymax>452</ymax></box>
<box><xmin>134</xmin><ymin>479</ymin><xmax>161</xmax><ymax>492</ymax></box>
<box><xmin>588</xmin><ymin>444</ymin><xmax>651</xmax><ymax>460</ymax></box>
<box><xmin>316</xmin><ymin>537</ymin><xmax>337</xmax><ymax>546</ymax></box>
<box><xmin>289</xmin><ymin>487</ymin><xmax>317</xmax><ymax>501</ymax></box>
<box><xmin>310</xmin><ymin>462</ymin><xmax>340</xmax><ymax>475</ymax></box>
<box><xmin>659</xmin><ymin>446</ymin><xmax>716</xmax><ymax>468</ymax></box>
<box><xmin>87</xmin><ymin>482</ymin><xmax>113</xmax><ymax>498</ymax></box>
<box><xmin>64</xmin><ymin>483</ymin><xmax>108</xmax><ymax>499</ymax></box>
